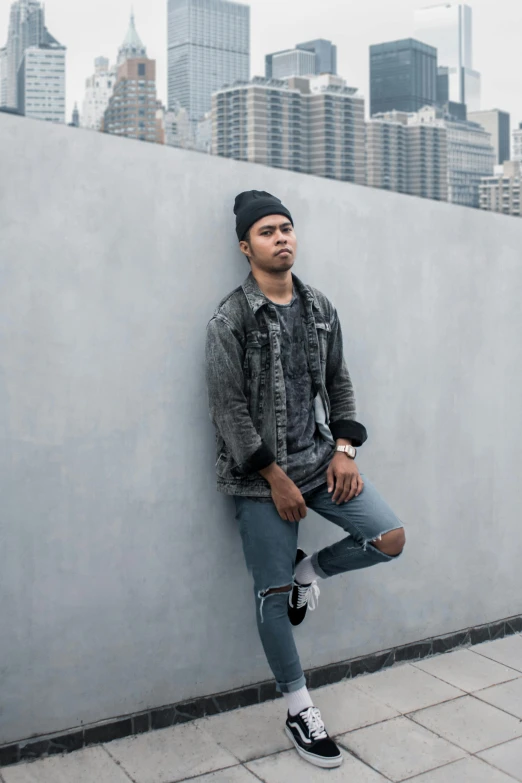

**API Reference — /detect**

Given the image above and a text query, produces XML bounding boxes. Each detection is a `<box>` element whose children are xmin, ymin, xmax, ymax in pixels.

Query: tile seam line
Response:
<box><xmin>337</xmin><ymin>713</ymin><xmax>468</xmax><ymax>768</ymax></box>
<box><xmin>406</xmin><ymin>704</ymin><xmax>522</xmax><ymax>756</ymax></box>
<box><xmin>470</xmin><ymin>647</ymin><xmax>522</xmax><ymax>673</ymax></box>
<box><xmin>403</xmin><ymin>690</ymin><xmax>522</xmax><ymax>725</ymax></box>
<box><xmin>476</xmin><ymin>751</ymin><xmax>522</xmax><ymax>782</ymax></box>
<box><xmin>423</xmin><ymin>642</ymin><xmax>522</xmax><ymax>675</ymax></box>
<box><xmin>162</xmin><ymin>761</ymin><xmax>249</xmax><ymax>783</ymax></box>
<box><xmin>408</xmin><ymin>665</ymin><xmax>522</xmax><ymax>693</ymax></box>
<box><xmin>333</xmin><ymin>738</ymin><xmax>395</xmax><ymax>781</ymax></box>
<box><xmin>246</xmin><ymin>744</ymin><xmax>395</xmax><ymax>780</ymax></box>
<box><xmin>349</xmin><ymin>673</ymin><xmax>467</xmax><ymax>713</ymax></box>
<box><xmin>469</xmin><ymin>689</ymin><xmax>522</xmax><ymax>723</ymax></box>
<box><xmin>339</xmin><ymin>731</ymin><xmax>467</xmax><ymax>783</ymax></box>
<box><xmin>101</xmin><ymin>743</ymin><xmax>138</xmax><ymax>783</ymax></box>
<box><xmin>396</xmin><ymin>753</ymin><xmax>480</xmax><ymax>782</ymax></box>
<box><xmin>241</xmin><ymin>759</ymin><xmax>269</xmax><ymax>783</ymax></box>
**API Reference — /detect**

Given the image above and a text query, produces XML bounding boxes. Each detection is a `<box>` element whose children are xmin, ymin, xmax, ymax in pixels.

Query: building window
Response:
<box><xmin>138</xmin><ymin>63</ymin><xmax>146</xmax><ymax>77</ymax></box>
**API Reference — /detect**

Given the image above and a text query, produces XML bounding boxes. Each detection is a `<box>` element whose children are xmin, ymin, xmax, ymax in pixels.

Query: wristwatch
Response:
<box><xmin>336</xmin><ymin>444</ymin><xmax>357</xmax><ymax>459</ymax></box>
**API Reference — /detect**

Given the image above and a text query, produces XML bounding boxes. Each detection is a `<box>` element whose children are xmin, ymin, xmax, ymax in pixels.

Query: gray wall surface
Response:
<box><xmin>1</xmin><ymin>112</ymin><xmax>522</xmax><ymax>746</ymax></box>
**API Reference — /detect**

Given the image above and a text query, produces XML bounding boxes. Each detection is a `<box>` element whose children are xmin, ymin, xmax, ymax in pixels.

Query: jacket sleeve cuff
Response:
<box><xmin>329</xmin><ymin>419</ymin><xmax>368</xmax><ymax>447</ymax></box>
<box><xmin>241</xmin><ymin>442</ymin><xmax>276</xmax><ymax>474</ymax></box>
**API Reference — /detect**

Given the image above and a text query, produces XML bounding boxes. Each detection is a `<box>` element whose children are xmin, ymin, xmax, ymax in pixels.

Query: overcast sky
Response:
<box><xmin>1</xmin><ymin>0</ymin><xmax>521</xmax><ymax>127</ymax></box>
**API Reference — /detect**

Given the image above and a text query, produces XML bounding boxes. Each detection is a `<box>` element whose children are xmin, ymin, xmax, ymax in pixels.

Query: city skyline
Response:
<box><xmin>0</xmin><ymin>0</ymin><xmax>520</xmax><ymax>127</ymax></box>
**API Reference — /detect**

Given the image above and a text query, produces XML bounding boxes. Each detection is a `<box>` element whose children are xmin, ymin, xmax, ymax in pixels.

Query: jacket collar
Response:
<box><xmin>241</xmin><ymin>271</ymin><xmax>316</xmax><ymax>315</ymax></box>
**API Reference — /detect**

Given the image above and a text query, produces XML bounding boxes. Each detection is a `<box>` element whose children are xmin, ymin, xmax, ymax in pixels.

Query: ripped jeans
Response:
<box><xmin>234</xmin><ymin>473</ymin><xmax>404</xmax><ymax>694</ymax></box>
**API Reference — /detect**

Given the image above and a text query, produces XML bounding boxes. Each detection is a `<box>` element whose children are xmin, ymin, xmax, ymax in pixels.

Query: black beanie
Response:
<box><xmin>234</xmin><ymin>190</ymin><xmax>293</xmax><ymax>241</ymax></box>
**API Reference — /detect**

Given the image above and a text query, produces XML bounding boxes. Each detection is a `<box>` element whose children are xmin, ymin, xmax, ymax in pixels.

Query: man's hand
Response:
<box><xmin>326</xmin><ymin>453</ymin><xmax>363</xmax><ymax>504</ymax></box>
<box><xmin>259</xmin><ymin>463</ymin><xmax>307</xmax><ymax>522</ymax></box>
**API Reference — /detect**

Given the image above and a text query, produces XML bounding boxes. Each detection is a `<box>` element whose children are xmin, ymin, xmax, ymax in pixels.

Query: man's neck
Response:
<box><xmin>251</xmin><ymin>268</ymin><xmax>293</xmax><ymax>305</ymax></box>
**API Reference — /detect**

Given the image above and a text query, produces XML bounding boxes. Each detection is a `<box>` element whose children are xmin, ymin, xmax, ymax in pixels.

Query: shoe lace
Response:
<box><xmin>301</xmin><ymin>707</ymin><xmax>327</xmax><ymax>741</ymax></box>
<box><xmin>293</xmin><ymin>580</ymin><xmax>320</xmax><ymax>611</ymax></box>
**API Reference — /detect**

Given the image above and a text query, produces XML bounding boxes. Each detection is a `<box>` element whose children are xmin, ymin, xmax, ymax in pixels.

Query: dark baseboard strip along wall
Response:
<box><xmin>2</xmin><ymin>613</ymin><xmax>521</xmax><ymax>768</ymax></box>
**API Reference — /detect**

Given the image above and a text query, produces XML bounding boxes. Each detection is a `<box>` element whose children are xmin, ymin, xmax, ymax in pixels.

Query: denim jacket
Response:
<box><xmin>205</xmin><ymin>272</ymin><xmax>368</xmax><ymax>497</ymax></box>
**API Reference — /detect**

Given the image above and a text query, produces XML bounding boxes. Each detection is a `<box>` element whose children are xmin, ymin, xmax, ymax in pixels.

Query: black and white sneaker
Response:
<box><xmin>288</xmin><ymin>548</ymin><xmax>320</xmax><ymax>626</ymax></box>
<box><xmin>285</xmin><ymin>706</ymin><xmax>343</xmax><ymax>768</ymax></box>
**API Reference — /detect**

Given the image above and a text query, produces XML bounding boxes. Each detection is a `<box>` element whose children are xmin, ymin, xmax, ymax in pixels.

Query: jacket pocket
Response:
<box><xmin>315</xmin><ymin>321</ymin><xmax>331</xmax><ymax>366</ymax></box>
<box><xmin>244</xmin><ymin>331</ymin><xmax>270</xmax><ymax>379</ymax></box>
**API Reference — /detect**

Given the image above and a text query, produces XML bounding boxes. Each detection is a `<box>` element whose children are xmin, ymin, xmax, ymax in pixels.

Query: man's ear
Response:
<box><xmin>239</xmin><ymin>241</ymin><xmax>251</xmax><ymax>262</ymax></box>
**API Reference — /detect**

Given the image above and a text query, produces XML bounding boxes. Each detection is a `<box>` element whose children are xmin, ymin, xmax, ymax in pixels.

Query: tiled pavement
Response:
<box><xmin>2</xmin><ymin>635</ymin><xmax>522</xmax><ymax>782</ymax></box>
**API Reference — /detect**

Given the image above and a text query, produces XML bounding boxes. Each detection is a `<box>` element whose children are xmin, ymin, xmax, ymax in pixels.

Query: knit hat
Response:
<box><xmin>234</xmin><ymin>190</ymin><xmax>293</xmax><ymax>241</ymax></box>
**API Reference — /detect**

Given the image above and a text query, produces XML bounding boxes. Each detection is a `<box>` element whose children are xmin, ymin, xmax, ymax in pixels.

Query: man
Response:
<box><xmin>205</xmin><ymin>190</ymin><xmax>405</xmax><ymax>769</ymax></box>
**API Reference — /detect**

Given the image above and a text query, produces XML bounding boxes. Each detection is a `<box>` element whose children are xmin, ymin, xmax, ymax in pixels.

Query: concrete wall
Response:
<box><xmin>1</xmin><ymin>112</ymin><xmax>522</xmax><ymax>745</ymax></box>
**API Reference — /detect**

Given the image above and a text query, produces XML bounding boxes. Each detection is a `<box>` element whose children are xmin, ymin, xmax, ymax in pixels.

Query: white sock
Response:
<box><xmin>295</xmin><ymin>555</ymin><xmax>318</xmax><ymax>585</ymax></box>
<box><xmin>283</xmin><ymin>686</ymin><xmax>314</xmax><ymax>717</ymax></box>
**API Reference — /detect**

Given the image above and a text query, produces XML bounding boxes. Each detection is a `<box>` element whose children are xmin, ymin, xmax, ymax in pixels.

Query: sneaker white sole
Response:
<box><xmin>285</xmin><ymin>725</ymin><xmax>343</xmax><ymax>768</ymax></box>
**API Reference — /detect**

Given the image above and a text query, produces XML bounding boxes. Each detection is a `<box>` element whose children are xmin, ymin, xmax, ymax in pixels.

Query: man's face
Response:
<box><xmin>239</xmin><ymin>214</ymin><xmax>297</xmax><ymax>273</ymax></box>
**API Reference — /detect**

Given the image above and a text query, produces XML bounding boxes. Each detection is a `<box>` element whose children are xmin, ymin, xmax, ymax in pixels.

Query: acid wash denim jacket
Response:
<box><xmin>205</xmin><ymin>272</ymin><xmax>368</xmax><ymax>497</ymax></box>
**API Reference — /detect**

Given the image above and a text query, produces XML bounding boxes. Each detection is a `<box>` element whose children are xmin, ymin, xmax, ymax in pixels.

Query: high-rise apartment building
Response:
<box><xmin>102</xmin><ymin>15</ymin><xmax>161</xmax><ymax>144</ymax></box>
<box><xmin>412</xmin><ymin>105</ymin><xmax>494</xmax><ymax>207</ymax></box>
<box><xmin>299</xmin><ymin>74</ymin><xmax>365</xmax><ymax>182</ymax></box>
<box><xmin>212</xmin><ymin>77</ymin><xmax>304</xmax><ymax>170</ymax></box>
<box><xmin>167</xmin><ymin>0</ymin><xmax>250</xmax><ymax>122</ymax></box>
<box><xmin>366</xmin><ymin>110</ymin><xmax>447</xmax><ymax>200</ymax></box>
<box><xmin>414</xmin><ymin>3</ymin><xmax>480</xmax><ymax>111</ymax></box>
<box><xmin>369</xmin><ymin>39</ymin><xmax>437</xmax><ymax>116</ymax></box>
<box><xmin>0</xmin><ymin>47</ymin><xmax>7</xmax><ymax>106</ymax></box>
<box><xmin>480</xmin><ymin>161</ymin><xmax>521</xmax><ymax>217</ymax></box>
<box><xmin>266</xmin><ymin>39</ymin><xmax>337</xmax><ymax>79</ymax></box>
<box><xmin>212</xmin><ymin>73</ymin><xmax>365</xmax><ymax>184</ymax></box>
<box><xmin>513</xmin><ymin>123</ymin><xmax>522</xmax><ymax>163</ymax></box>
<box><xmin>81</xmin><ymin>57</ymin><xmax>117</xmax><ymax>131</ymax></box>
<box><xmin>366</xmin><ymin>113</ymin><xmax>408</xmax><ymax>192</ymax></box>
<box><xmin>17</xmin><ymin>39</ymin><xmax>66</xmax><ymax>122</ymax></box>
<box><xmin>468</xmin><ymin>110</ymin><xmax>510</xmax><ymax>165</ymax></box>
<box><xmin>271</xmin><ymin>49</ymin><xmax>316</xmax><ymax>80</ymax></box>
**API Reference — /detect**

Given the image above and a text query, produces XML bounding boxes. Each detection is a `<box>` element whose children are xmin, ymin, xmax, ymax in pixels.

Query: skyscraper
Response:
<box><xmin>0</xmin><ymin>47</ymin><xmax>7</xmax><ymax>106</ymax></box>
<box><xmin>167</xmin><ymin>0</ymin><xmax>250</xmax><ymax>122</ymax></box>
<box><xmin>2</xmin><ymin>0</ymin><xmax>64</xmax><ymax>112</ymax></box>
<box><xmin>81</xmin><ymin>57</ymin><xmax>117</xmax><ymax>131</ymax></box>
<box><xmin>436</xmin><ymin>66</ymin><xmax>467</xmax><ymax>119</ymax></box>
<box><xmin>513</xmin><ymin>123</ymin><xmax>522</xmax><ymax>163</ymax></box>
<box><xmin>102</xmin><ymin>14</ymin><xmax>161</xmax><ymax>144</ymax></box>
<box><xmin>369</xmin><ymin>39</ymin><xmax>437</xmax><ymax>117</ymax></box>
<box><xmin>17</xmin><ymin>38</ymin><xmax>66</xmax><ymax>122</ymax></box>
<box><xmin>266</xmin><ymin>39</ymin><xmax>337</xmax><ymax>80</ymax></box>
<box><xmin>468</xmin><ymin>110</ymin><xmax>510</xmax><ymax>165</ymax></box>
<box><xmin>297</xmin><ymin>40</ymin><xmax>337</xmax><ymax>75</ymax></box>
<box><xmin>414</xmin><ymin>3</ymin><xmax>481</xmax><ymax>111</ymax></box>
<box><xmin>117</xmin><ymin>11</ymin><xmax>147</xmax><ymax>66</ymax></box>
<box><xmin>271</xmin><ymin>49</ymin><xmax>316</xmax><ymax>80</ymax></box>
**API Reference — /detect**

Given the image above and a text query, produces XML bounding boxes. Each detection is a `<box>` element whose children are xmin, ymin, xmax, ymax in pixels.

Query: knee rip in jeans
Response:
<box><xmin>257</xmin><ymin>584</ymin><xmax>292</xmax><ymax>623</ymax></box>
<box><xmin>368</xmin><ymin>526</ymin><xmax>405</xmax><ymax>557</ymax></box>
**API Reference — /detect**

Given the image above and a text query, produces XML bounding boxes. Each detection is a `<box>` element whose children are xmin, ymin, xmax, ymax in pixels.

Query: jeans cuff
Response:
<box><xmin>311</xmin><ymin>551</ymin><xmax>329</xmax><ymax>579</ymax></box>
<box><xmin>276</xmin><ymin>674</ymin><xmax>307</xmax><ymax>694</ymax></box>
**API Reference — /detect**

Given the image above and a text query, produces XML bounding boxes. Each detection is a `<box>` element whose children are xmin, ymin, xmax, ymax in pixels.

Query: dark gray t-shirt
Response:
<box><xmin>273</xmin><ymin>291</ymin><xmax>334</xmax><ymax>495</ymax></box>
